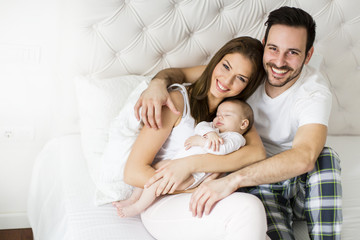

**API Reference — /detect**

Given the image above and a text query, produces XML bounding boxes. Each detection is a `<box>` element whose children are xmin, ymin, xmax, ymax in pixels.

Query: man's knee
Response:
<box><xmin>305</xmin><ymin>147</ymin><xmax>342</xmax><ymax>209</ymax></box>
<box><xmin>313</xmin><ymin>146</ymin><xmax>341</xmax><ymax>172</ymax></box>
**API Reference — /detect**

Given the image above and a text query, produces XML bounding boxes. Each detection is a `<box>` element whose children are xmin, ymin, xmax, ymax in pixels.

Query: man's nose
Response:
<box><xmin>274</xmin><ymin>52</ymin><xmax>287</xmax><ymax>67</ymax></box>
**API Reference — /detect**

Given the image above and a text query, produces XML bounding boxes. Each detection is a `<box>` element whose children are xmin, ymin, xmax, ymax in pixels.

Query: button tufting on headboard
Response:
<box><xmin>58</xmin><ymin>0</ymin><xmax>360</xmax><ymax>135</ymax></box>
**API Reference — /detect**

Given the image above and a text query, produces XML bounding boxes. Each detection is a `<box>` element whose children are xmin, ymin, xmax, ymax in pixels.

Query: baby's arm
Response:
<box><xmin>207</xmin><ymin>133</ymin><xmax>246</xmax><ymax>155</ymax></box>
<box><xmin>194</xmin><ymin>121</ymin><xmax>223</xmax><ymax>151</ymax></box>
<box><xmin>184</xmin><ymin>135</ymin><xmax>207</xmax><ymax>150</ymax></box>
<box><xmin>185</xmin><ymin>132</ymin><xmax>224</xmax><ymax>152</ymax></box>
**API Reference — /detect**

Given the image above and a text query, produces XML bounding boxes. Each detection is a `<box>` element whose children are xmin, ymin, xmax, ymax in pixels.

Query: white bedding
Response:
<box><xmin>28</xmin><ymin>134</ymin><xmax>155</xmax><ymax>240</ymax></box>
<box><xmin>28</xmin><ymin>134</ymin><xmax>360</xmax><ymax>239</ymax></box>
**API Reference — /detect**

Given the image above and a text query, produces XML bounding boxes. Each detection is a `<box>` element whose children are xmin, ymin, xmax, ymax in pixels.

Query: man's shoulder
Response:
<box><xmin>301</xmin><ymin>65</ymin><xmax>330</xmax><ymax>88</ymax></box>
<box><xmin>298</xmin><ymin>65</ymin><xmax>332</xmax><ymax>96</ymax></box>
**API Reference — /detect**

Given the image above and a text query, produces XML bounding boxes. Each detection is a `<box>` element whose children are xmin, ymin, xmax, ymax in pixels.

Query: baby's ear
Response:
<box><xmin>240</xmin><ymin>119</ymin><xmax>249</xmax><ymax>130</ymax></box>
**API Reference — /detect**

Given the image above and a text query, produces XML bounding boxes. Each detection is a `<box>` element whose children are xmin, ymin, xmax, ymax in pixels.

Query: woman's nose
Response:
<box><xmin>223</xmin><ymin>74</ymin><xmax>235</xmax><ymax>85</ymax></box>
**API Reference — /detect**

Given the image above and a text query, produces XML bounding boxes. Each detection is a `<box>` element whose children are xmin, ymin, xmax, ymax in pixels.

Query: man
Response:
<box><xmin>135</xmin><ymin>6</ymin><xmax>342</xmax><ymax>240</ymax></box>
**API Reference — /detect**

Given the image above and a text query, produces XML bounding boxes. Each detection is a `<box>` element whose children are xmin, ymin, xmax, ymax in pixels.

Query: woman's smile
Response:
<box><xmin>216</xmin><ymin>79</ymin><xmax>229</xmax><ymax>92</ymax></box>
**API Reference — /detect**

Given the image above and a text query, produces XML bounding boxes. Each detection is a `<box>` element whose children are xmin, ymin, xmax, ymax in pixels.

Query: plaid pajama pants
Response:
<box><xmin>247</xmin><ymin>147</ymin><xmax>342</xmax><ymax>240</ymax></box>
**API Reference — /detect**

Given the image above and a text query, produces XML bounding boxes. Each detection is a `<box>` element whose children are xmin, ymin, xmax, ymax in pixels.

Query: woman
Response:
<box><xmin>125</xmin><ymin>37</ymin><xmax>267</xmax><ymax>239</ymax></box>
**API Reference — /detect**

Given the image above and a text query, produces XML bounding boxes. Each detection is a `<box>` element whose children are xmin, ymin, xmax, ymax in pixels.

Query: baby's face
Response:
<box><xmin>213</xmin><ymin>101</ymin><xmax>243</xmax><ymax>133</ymax></box>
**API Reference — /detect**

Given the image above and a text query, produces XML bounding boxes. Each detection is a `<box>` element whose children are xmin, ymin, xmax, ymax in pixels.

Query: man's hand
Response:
<box><xmin>134</xmin><ymin>79</ymin><xmax>180</xmax><ymax>129</ymax></box>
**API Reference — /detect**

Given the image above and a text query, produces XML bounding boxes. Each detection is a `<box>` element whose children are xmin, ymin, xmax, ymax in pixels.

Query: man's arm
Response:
<box><xmin>232</xmin><ymin>124</ymin><xmax>327</xmax><ymax>187</ymax></box>
<box><xmin>189</xmin><ymin>123</ymin><xmax>328</xmax><ymax>216</ymax></box>
<box><xmin>134</xmin><ymin>66</ymin><xmax>206</xmax><ymax>129</ymax></box>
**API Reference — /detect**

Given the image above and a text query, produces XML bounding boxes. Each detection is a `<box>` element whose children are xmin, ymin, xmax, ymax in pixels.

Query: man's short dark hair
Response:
<box><xmin>264</xmin><ymin>6</ymin><xmax>316</xmax><ymax>54</ymax></box>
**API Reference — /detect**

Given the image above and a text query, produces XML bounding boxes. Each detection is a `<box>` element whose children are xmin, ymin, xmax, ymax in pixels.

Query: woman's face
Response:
<box><xmin>209</xmin><ymin>52</ymin><xmax>253</xmax><ymax>100</ymax></box>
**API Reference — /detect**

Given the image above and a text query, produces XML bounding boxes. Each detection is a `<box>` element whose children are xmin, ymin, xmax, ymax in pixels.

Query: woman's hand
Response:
<box><xmin>189</xmin><ymin>175</ymin><xmax>237</xmax><ymax>218</ymax></box>
<box><xmin>145</xmin><ymin>158</ymin><xmax>192</xmax><ymax>196</ymax></box>
<box><xmin>134</xmin><ymin>79</ymin><xmax>180</xmax><ymax>129</ymax></box>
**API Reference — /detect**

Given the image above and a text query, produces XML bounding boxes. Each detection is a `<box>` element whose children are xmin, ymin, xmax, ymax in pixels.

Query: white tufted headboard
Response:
<box><xmin>57</xmin><ymin>0</ymin><xmax>360</xmax><ymax>136</ymax></box>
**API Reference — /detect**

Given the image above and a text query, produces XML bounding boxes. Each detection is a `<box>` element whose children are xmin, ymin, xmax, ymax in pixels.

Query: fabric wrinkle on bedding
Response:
<box><xmin>95</xmin><ymin>81</ymin><xmax>149</xmax><ymax>205</ymax></box>
<box><xmin>28</xmin><ymin>135</ymin><xmax>155</xmax><ymax>240</ymax></box>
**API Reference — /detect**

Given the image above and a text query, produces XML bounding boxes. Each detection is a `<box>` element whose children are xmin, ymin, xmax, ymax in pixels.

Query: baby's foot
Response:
<box><xmin>112</xmin><ymin>198</ymin><xmax>135</xmax><ymax>209</ymax></box>
<box><xmin>117</xmin><ymin>205</ymin><xmax>141</xmax><ymax>218</ymax></box>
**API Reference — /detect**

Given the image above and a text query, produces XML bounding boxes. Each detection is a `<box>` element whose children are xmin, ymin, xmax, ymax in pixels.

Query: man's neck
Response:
<box><xmin>264</xmin><ymin>80</ymin><xmax>297</xmax><ymax>98</ymax></box>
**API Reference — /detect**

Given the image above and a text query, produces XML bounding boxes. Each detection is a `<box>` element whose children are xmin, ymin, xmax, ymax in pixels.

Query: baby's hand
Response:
<box><xmin>184</xmin><ymin>135</ymin><xmax>206</xmax><ymax>150</ymax></box>
<box><xmin>204</xmin><ymin>132</ymin><xmax>224</xmax><ymax>152</ymax></box>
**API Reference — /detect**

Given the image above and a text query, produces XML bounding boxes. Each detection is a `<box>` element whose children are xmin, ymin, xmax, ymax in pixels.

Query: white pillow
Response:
<box><xmin>75</xmin><ymin>75</ymin><xmax>151</xmax><ymax>201</ymax></box>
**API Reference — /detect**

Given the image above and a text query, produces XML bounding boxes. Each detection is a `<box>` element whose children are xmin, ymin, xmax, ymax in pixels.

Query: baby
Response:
<box><xmin>114</xmin><ymin>99</ymin><xmax>254</xmax><ymax>217</ymax></box>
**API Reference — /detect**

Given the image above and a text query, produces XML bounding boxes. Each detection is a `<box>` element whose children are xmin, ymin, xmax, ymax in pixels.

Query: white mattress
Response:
<box><xmin>27</xmin><ymin>134</ymin><xmax>155</xmax><ymax>240</ymax></box>
<box><xmin>28</xmin><ymin>134</ymin><xmax>360</xmax><ymax>239</ymax></box>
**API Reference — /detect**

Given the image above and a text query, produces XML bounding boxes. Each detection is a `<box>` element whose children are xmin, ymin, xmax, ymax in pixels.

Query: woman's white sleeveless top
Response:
<box><xmin>153</xmin><ymin>83</ymin><xmax>195</xmax><ymax>163</ymax></box>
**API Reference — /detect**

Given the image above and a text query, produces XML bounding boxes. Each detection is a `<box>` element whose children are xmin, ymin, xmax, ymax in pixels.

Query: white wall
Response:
<box><xmin>0</xmin><ymin>0</ymin><xmax>59</xmax><ymax>229</ymax></box>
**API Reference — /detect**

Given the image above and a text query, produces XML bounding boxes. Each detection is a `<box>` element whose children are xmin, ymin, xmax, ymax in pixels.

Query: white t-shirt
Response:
<box><xmin>247</xmin><ymin>65</ymin><xmax>332</xmax><ymax>157</ymax></box>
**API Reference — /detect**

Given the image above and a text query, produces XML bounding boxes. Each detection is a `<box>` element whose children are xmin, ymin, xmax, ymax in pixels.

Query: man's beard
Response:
<box><xmin>265</xmin><ymin>62</ymin><xmax>304</xmax><ymax>88</ymax></box>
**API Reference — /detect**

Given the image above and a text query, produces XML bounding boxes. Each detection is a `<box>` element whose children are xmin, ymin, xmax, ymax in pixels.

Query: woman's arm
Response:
<box><xmin>189</xmin><ymin>126</ymin><xmax>266</xmax><ymax>172</ymax></box>
<box><xmin>124</xmin><ymin>91</ymin><xmax>184</xmax><ymax>188</ymax></box>
<box><xmin>134</xmin><ymin>66</ymin><xmax>206</xmax><ymax>129</ymax></box>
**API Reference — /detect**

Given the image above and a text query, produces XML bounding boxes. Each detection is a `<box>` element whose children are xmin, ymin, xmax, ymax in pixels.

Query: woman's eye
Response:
<box><xmin>238</xmin><ymin>76</ymin><xmax>246</xmax><ymax>82</ymax></box>
<box><xmin>223</xmin><ymin>64</ymin><xmax>230</xmax><ymax>70</ymax></box>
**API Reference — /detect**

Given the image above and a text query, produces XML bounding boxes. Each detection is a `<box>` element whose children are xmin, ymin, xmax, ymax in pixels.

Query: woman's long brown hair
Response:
<box><xmin>188</xmin><ymin>36</ymin><xmax>265</xmax><ymax>124</ymax></box>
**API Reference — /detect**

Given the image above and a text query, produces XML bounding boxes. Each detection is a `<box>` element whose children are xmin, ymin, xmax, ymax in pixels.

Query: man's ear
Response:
<box><xmin>304</xmin><ymin>46</ymin><xmax>314</xmax><ymax>64</ymax></box>
<box><xmin>262</xmin><ymin>38</ymin><xmax>265</xmax><ymax>46</ymax></box>
<box><xmin>240</xmin><ymin>119</ymin><xmax>249</xmax><ymax>130</ymax></box>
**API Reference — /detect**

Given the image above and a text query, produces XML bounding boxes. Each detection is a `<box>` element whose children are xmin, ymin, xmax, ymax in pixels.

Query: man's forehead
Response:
<box><xmin>267</xmin><ymin>24</ymin><xmax>307</xmax><ymax>50</ymax></box>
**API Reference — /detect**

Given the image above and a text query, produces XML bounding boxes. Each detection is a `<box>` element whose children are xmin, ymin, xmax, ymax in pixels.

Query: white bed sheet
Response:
<box><xmin>27</xmin><ymin>134</ymin><xmax>155</xmax><ymax>240</ymax></box>
<box><xmin>28</xmin><ymin>134</ymin><xmax>360</xmax><ymax>239</ymax></box>
<box><xmin>326</xmin><ymin>136</ymin><xmax>360</xmax><ymax>239</ymax></box>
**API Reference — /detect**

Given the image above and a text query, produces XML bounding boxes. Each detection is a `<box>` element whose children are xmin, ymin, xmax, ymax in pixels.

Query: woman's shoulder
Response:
<box><xmin>169</xmin><ymin>90</ymin><xmax>185</xmax><ymax>114</ymax></box>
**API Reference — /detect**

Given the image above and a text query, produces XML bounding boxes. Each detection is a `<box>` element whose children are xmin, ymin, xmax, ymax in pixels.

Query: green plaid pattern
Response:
<box><xmin>247</xmin><ymin>147</ymin><xmax>342</xmax><ymax>240</ymax></box>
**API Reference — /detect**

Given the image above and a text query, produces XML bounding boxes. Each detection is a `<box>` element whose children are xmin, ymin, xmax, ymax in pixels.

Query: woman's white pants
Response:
<box><xmin>141</xmin><ymin>192</ymin><xmax>267</xmax><ymax>240</ymax></box>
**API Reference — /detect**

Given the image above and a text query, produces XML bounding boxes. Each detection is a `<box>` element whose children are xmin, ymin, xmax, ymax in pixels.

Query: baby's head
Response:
<box><xmin>213</xmin><ymin>99</ymin><xmax>254</xmax><ymax>135</ymax></box>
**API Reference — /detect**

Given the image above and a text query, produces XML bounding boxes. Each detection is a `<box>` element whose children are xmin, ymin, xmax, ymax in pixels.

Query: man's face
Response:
<box><xmin>263</xmin><ymin>24</ymin><xmax>313</xmax><ymax>89</ymax></box>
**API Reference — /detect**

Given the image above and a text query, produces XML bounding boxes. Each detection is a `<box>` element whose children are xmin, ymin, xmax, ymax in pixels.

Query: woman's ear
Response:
<box><xmin>240</xmin><ymin>119</ymin><xmax>249</xmax><ymax>130</ymax></box>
